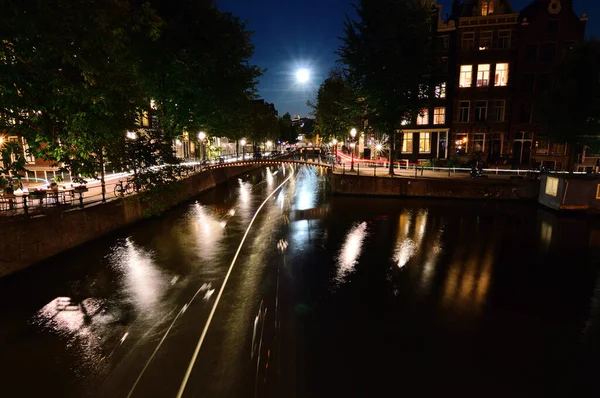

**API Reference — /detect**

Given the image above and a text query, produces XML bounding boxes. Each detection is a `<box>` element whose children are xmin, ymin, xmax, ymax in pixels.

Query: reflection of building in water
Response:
<box><xmin>391</xmin><ymin>209</ymin><xmax>444</xmax><ymax>295</ymax></box>
<box><xmin>441</xmin><ymin>240</ymin><xmax>494</xmax><ymax>315</ymax></box>
<box><xmin>287</xmin><ymin>206</ymin><xmax>329</xmax><ymax>222</ymax></box>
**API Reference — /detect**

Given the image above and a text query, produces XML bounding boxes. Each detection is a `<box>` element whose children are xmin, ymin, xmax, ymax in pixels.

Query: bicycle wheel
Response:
<box><xmin>114</xmin><ymin>184</ymin><xmax>122</xmax><ymax>197</ymax></box>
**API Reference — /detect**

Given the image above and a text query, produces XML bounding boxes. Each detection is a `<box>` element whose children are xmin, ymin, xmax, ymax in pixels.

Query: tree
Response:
<box><xmin>278</xmin><ymin>112</ymin><xmax>296</xmax><ymax>144</ymax></box>
<box><xmin>136</xmin><ymin>0</ymin><xmax>263</xmax><ymax>144</ymax></box>
<box><xmin>338</xmin><ymin>0</ymin><xmax>436</xmax><ymax>174</ymax></box>
<box><xmin>540</xmin><ymin>39</ymin><xmax>600</xmax><ymax>168</ymax></box>
<box><xmin>0</xmin><ymin>0</ymin><xmax>148</xmax><ymax>198</ymax></box>
<box><xmin>309</xmin><ymin>68</ymin><xmax>363</xmax><ymax>142</ymax></box>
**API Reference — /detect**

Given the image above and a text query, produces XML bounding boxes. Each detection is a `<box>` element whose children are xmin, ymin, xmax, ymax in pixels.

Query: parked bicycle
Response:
<box><xmin>114</xmin><ymin>179</ymin><xmax>134</xmax><ymax>197</ymax></box>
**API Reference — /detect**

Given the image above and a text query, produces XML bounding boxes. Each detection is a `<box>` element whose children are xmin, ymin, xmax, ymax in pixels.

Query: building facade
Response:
<box><xmin>511</xmin><ymin>0</ymin><xmax>587</xmax><ymax>169</ymax></box>
<box><xmin>397</xmin><ymin>2</ymin><xmax>457</xmax><ymax>164</ymax></box>
<box><xmin>451</xmin><ymin>0</ymin><xmax>519</xmax><ymax>165</ymax></box>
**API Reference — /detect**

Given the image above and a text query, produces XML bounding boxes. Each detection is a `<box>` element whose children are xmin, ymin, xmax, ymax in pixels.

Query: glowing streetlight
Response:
<box><xmin>296</xmin><ymin>68</ymin><xmax>310</xmax><ymax>83</ymax></box>
<box><xmin>240</xmin><ymin>139</ymin><xmax>247</xmax><ymax>161</ymax></box>
<box><xmin>350</xmin><ymin>128</ymin><xmax>357</xmax><ymax>172</ymax></box>
<box><xmin>376</xmin><ymin>143</ymin><xmax>383</xmax><ymax>152</ymax></box>
<box><xmin>198</xmin><ymin>132</ymin><xmax>207</xmax><ymax>160</ymax></box>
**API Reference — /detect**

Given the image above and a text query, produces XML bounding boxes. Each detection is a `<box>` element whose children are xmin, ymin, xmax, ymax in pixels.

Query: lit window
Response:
<box><xmin>479</xmin><ymin>31</ymin><xmax>492</xmax><ymax>50</ymax></box>
<box><xmin>416</xmin><ymin>109</ymin><xmax>428</xmax><ymax>125</ymax></box>
<box><xmin>434</xmin><ymin>107</ymin><xmax>445</xmax><ymax>125</ymax></box>
<box><xmin>435</xmin><ymin>82</ymin><xmax>446</xmax><ymax>98</ymax></box>
<box><xmin>455</xmin><ymin>133</ymin><xmax>468</xmax><ymax>154</ymax></box>
<box><xmin>477</xmin><ymin>64</ymin><xmax>490</xmax><ymax>87</ymax></box>
<box><xmin>418</xmin><ymin>84</ymin><xmax>428</xmax><ymax>99</ymax></box>
<box><xmin>460</xmin><ymin>65</ymin><xmax>472</xmax><ymax>88</ymax></box>
<box><xmin>495</xmin><ymin>63</ymin><xmax>509</xmax><ymax>86</ymax></box>
<box><xmin>545</xmin><ymin>177</ymin><xmax>559</xmax><ymax>197</ymax></box>
<box><xmin>462</xmin><ymin>32</ymin><xmax>475</xmax><ymax>50</ymax></box>
<box><xmin>474</xmin><ymin>101</ymin><xmax>487</xmax><ymax>122</ymax></box>
<box><xmin>459</xmin><ymin>101</ymin><xmax>470</xmax><ymax>123</ymax></box>
<box><xmin>402</xmin><ymin>133</ymin><xmax>413</xmax><ymax>153</ymax></box>
<box><xmin>498</xmin><ymin>30</ymin><xmax>511</xmax><ymax>49</ymax></box>
<box><xmin>481</xmin><ymin>0</ymin><xmax>494</xmax><ymax>16</ymax></box>
<box><xmin>419</xmin><ymin>133</ymin><xmax>431</xmax><ymax>153</ymax></box>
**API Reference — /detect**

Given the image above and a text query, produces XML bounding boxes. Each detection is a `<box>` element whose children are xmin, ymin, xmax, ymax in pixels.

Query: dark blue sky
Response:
<box><xmin>216</xmin><ymin>0</ymin><xmax>598</xmax><ymax>118</ymax></box>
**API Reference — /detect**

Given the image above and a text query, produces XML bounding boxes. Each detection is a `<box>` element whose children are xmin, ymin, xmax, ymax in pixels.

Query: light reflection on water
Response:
<box><xmin>109</xmin><ymin>237</ymin><xmax>169</xmax><ymax>315</ymax></box>
<box><xmin>393</xmin><ymin>210</ymin><xmax>429</xmax><ymax>269</ymax></box>
<box><xmin>336</xmin><ymin>222</ymin><xmax>368</xmax><ymax>282</ymax></box>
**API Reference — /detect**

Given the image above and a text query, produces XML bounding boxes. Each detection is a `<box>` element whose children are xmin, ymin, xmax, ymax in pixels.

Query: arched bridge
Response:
<box><xmin>208</xmin><ymin>159</ymin><xmax>332</xmax><ymax>170</ymax></box>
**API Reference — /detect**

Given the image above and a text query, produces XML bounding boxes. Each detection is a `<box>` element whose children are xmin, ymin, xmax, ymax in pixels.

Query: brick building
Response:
<box><xmin>397</xmin><ymin>2</ymin><xmax>457</xmax><ymax>163</ymax></box>
<box><xmin>451</xmin><ymin>0</ymin><xmax>519</xmax><ymax>165</ymax></box>
<box><xmin>511</xmin><ymin>0</ymin><xmax>587</xmax><ymax>169</ymax></box>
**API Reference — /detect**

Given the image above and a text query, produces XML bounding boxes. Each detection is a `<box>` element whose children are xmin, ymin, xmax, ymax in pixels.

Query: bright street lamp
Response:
<box><xmin>198</xmin><ymin>131</ymin><xmax>206</xmax><ymax>160</ymax></box>
<box><xmin>240</xmin><ymin>139</ymin><xmax>247</xmax><ymax>161</ymax></box>
<box><xmin>376</xmin><ymin>143</ymin><xmax>383</xmax><ymax>151</ymax></box>
<box><xmin>350</xmin><ymin>128</ymin><xmax>357</xmax><ymax>172</ymax></box>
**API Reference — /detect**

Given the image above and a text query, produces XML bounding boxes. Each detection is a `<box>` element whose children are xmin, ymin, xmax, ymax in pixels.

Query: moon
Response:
<box><xmin>296</xmin><ymin>68</ymin><xmax>310</xmax><ymax>83</ymax></box>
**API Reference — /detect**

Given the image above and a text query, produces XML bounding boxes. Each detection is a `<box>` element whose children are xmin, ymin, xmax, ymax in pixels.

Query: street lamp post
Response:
<box><xmin>350</xmin><ymin>128</ymin><xmax>357</xmax><ymax>172</ymax></box>
<box><xmin>198</xmin><ymin>131</ymin><xmax>206</xmax><ymax>161</ymax></box>
<box><xmin>240</xmin><ymin>139</ymin><xmax>246</xmax><ymax>161</ymax></box>
<box><xmin>126</xmin><ymin>131</ymin><xmax>139</xmax><ymax>192</ymax></box>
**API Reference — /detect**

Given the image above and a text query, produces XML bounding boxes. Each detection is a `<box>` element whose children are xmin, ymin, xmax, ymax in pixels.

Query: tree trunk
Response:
<box><xmin>388</xmin><ymin>131</ymin><xmax>396</xmax><ymax>176</ymax></box>
<box><xmin>99</xmin><ymin>148</ymin><xmax>106</xmax><ymax>202</ymax></box>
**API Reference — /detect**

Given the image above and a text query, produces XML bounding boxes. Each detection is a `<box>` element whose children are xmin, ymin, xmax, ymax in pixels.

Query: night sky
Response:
<box><xmin>216</xmin><ymin>0</ymin><xmax>599</xmax><ymax>118</ymax></box>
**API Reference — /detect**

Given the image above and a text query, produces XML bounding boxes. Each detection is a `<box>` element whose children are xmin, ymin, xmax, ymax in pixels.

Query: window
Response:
<box><xmin>141</xmin><ymin>111</ymin><xmax>150</xmax><ymax>127</ymax></box>
<box><xmin>460</xmin><ymin>65</ymin><xmax>472</xmax><ymax>87</ymax></box>
<box><xmin>525</xmin><ymin>44</ymin><xmax>537</xmax><ymax>63</ymax></box>
<box><xmin>474</xmin><ymin>101</ymin><xmax>487</xmax><ymax>122</ymax></box>
<box><xmin>434</xmin><ymin>107</ymin><xmax>446</xmax><ymax>124</ymax></box>
<box><xmin>419</xmin><ymin>133</ymin><xmax>431</xmax><ymax>153</ymax></box>
<box><xmin>495</xmin><ymin>63</ymin><xmax>509</xmax><ymax>86</ymax></box>
<box><xmin>438</xmin><ymin>132</ymin><xmax>448</xmax><ymax>158</ymax></box>
<box><xmin>519</xmin><ymin>103</ymin><xmax>532</xmax><ymax>123</ymax></box>
<box><xmin>521</xmin><ymin>73</ymin><xmax>535</xmax><ymax>93</ymax></box>
<box><xmin>541</xmin><ymin>43</ymin><xmax>556</xmax><ymax>63</ymax></box>
<box><xmin>477</xmin><ymin>64</ymin><xmax>490</xmax><ymax>87</ymax></box>
<box><xmin>459</xmin><ymin>101</ymin><xmax>470</xmax><ymax>123</ymax></box>
<box><xmin>462</xmin><ymin>32</ymin><xmax>475</xmax><ymax>50</ymax></box>
<box><xmin>418</xmin><ymin>84</ymin><xmax>428</xmax><ymax>99</ymax></box>
<box><xmin>498</xmin><ymin>30</ymin><xmax>511</xmax><ymax>49</ymax></box>
<box><xmin>536</xmin><ymin>138</ymin><xmax>550</xmax><ymax>154</ymax></box>
<box><xmin>481</xmin><ymin>0</ymin><xmax>494</xmax><ymax>16</ymax></box>
<box><xmin>416</xmin><ymin>109</ymin><xmax>429</xmax><ymax>125</ymax></box>
<box><xmin>538</xmin><ymin>73</ymin><xmax>553</xmax><ymax>93</ymax></box>
<box><xmin>473</xmin><ymin>133</ymin><xmax>485</xmax><ymax>152</ymax></box>
<box><xmin>546</xmin><ymin>20</ymin><xmax>559</xmax><ymax>34</ymax></box>
<box><xmin>440</xmin><ymin>35</ymin><xmax>450</xmax><ymax>51</ymax></box>
<box><xmin>435</xmin><ymin>82</ymin><xmax>446</xmax><ymax>98</ymax></box>
<box><xmin>492</xmin><ymin>100</ymin><xmax>505</xmax><ymax>122</ymax></box>
<box><xmin>441</xmin><ymin>57</ymin><xmax>449</xmax><ymax>74</ymax></box>
<box><xmin>402</xmin><ymin>133</ymin><xmax>413</xmax><ymax>153</ymax></box>
<box><xmin>545</xmin><ymin>177</ymin><xmax>559</xmax><ymax>197</ymax></box>
<box><xmin>596</xmin><ymin>184</ymin><xmax>600</xmax><ymax>200</ymax></box>
<box><xmin>552</xmin><ymin>143</ymin><xmax>566</xmax><ymax>155</ymax></box>
<box><xmin>480</xmin><ymin>31</ymin><xmax>492</xmax><ymax>50</ymax></box>
<box><xmin>22</xmin><ymin>138</ymin><xmax>35</xmax><ymax>164</ymax></box>
<box><xmin>455</xmin><ymin>133</ymin><xmax>468</xmax><ymax>154</ymax></box>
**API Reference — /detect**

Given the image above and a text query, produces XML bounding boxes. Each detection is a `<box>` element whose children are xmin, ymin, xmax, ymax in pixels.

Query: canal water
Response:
<box><xmin>0</xmin><ymin>165</ymin><xmax>599</xmax><ymax>397</ymax></box>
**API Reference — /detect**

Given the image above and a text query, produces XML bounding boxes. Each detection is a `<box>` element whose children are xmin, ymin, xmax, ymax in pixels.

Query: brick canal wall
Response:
<box><xmin>330</xmin><ymin>173</ymin><xmax>540</xmax><ymax>201</ymax></box>
<box><xmin>0</xmin><ymin>165</ymin><xmax>259</xmax><ymax>278</ymax></box>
